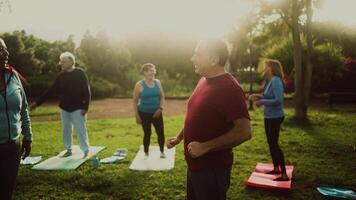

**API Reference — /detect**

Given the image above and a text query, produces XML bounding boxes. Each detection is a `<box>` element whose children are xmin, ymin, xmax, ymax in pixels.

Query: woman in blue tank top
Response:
<box><xmin>133</xmin><ymin>63</ymin><xmax>166</xmax><ymax>158</ymax></box>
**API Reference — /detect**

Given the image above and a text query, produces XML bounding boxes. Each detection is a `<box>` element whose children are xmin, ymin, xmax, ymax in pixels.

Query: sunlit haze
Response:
<box><xmin>0</xmin><ymin>0</ymin><xmax>355</xmax><ymax>43</ymax></box>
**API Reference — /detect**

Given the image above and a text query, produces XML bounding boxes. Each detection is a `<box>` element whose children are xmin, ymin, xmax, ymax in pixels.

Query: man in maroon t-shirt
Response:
<box><xmin>167</xmin><ymin>39</ymin><xmax>251</xmax><ymax>200</ymax></box>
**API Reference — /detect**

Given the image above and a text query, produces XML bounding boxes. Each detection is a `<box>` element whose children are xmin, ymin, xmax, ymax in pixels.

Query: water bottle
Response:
<box><xmin>92</xmin><ymin>156</ymin><xmax>99</xmax><ymax>169</ymax></box>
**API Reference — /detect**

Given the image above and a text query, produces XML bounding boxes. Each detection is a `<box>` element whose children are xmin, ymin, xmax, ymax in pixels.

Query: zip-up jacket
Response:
<box><xmin>0</xmin><ymin>70</ymin><xmax>32</xmax><ymax>144</ymax></box>
<box><xmin>260</xmin><ymin>76</ymin><xmax>285</xmax><ymax>118</ymax></box>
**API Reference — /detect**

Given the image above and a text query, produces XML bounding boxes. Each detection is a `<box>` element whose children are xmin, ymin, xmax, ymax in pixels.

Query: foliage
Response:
<box><xmin>262</xmin><ymin>36</ymin><xmax>344</xmax><ymax>92</ymax></box>
<box><xmin>1</xmin><ymin>31</ymin><xmax>198</xmax><ymax>98</ymax></box>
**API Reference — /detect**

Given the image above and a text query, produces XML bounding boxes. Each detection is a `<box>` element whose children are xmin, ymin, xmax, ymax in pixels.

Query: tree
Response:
<box><xmin>304</xmin><ymin>0</ymin><xmax>313</xmax><ymax>106</ymax></box>
<box><xmin>292</xmin><ymin>0</ymin><xmax>306</xmax><ymax>120</ymax></box>
<box><xmin>246</xmin><ymin>0</ymin><xmax>320</xmax><ymax>121</ymax></box>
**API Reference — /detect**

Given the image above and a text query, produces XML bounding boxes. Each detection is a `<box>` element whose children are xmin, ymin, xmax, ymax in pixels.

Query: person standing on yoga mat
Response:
<box><xmin>166</xmin><ymin>39</ymin><xmax>251</xmax><ymax>200</ymax></box>
<box><xmin>0</xmin><ymin>38</ymin><xmax>32</xmax><ymax>200</ymax></box>
<box><xmin>133</xmin><ymin>63</ymin><xmax>166</xmax><ymax>158</ymax></box>
<box><xmin>30</xmin><ymin>52</ymin><xmax>91</xmax><ymax>159</ymax></box>
<box><xmin>249</xmin><ymin>59</ymin><xmax>289</xmax><ymax>181</ymax></box>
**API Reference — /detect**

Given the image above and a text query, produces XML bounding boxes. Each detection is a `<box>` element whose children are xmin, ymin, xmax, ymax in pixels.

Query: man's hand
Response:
<box><xmin>152</xmin><ymin>108</ymin><xmax>162</xmax><ymax>118</ymax></box>
<box><xmin>255</xmin><ymin>101</ymin><xmax>263</xmax><ymax>108</ymax></box>
<box><xmin>29</xmin><ymin>102</ymin><xmax>37</xmax><ymax>111</ymax></box>
<box><xmin>166</xmin><ymin>137</ymin><xmax>181</xmax><ymax>149</ymax></box>
<box><xmin>249</xmin><ymin>94</ymin><xmax>261</xmax><ymax>101</ymax></box>
<box><xmin>81</xmin><ymin>109</ymin><xmax>87</xmax><ymax>116</ymax></box>
<box><xmin>21</xmin><ymin>140</ymin><xmax>32</xmax><ymax>159</ymax></box>
<box><xmin>187</xmin><ymin>141</ymin><xmax>209</xmax><ymax>158</ymax></box>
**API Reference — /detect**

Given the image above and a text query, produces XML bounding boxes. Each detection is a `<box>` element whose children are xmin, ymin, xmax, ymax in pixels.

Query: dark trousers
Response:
<box><xmin>264</xmin><ymin>117</ymin><xmax>287</xmax><ymax>174</ymax></box>
<box><xmin>187</xmin><ymin>168</ymin><xmax>231</xmax><ymax>200</ymax></box>
<box><xmin>0</xmin><ymin>139</ymin><xmax>21</xmax><ymax>200</ymax></box>
<box><xmin>139</xmin><ymin>111</ymin><xmax>165</xmax><ymax>153</ymax></box>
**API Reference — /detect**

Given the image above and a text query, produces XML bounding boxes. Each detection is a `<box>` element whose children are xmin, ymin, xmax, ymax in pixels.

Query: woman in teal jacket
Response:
<box><xmin>250</xmin><ymin>59</ymin><xmax>288</xmax><ymax>181</ymax></box>
<box><xmin>0</xmin><ymin>38</ymin><xmax>32</xmax><ymax>199</ymax></box>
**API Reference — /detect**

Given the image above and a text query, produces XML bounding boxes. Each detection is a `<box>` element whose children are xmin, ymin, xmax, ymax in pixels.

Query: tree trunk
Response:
<box><xmin>292</xmin><ymin>0</ymin><xmax>307</xmax><ymax>120</ymax></box>
<box><xmin>229</xmin><ymin>48</ymin><xmax>239</xmax><ymax>76</ymax></box>
<box><xmin>304</xmin><ymin>0</ymin><xmax>313</xmax><ymax>105</ymax></box>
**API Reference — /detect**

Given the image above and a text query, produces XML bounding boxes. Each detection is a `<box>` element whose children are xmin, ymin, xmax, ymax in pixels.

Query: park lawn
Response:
<box><xmin>15</xmin><ymin>108</ymin><xmax>356</xmax><ymax>200</ymax></box>
<box><xmin>29</xmin><ymin>106</ymin><xmax>101</xmax><ymax>117</ymax></box>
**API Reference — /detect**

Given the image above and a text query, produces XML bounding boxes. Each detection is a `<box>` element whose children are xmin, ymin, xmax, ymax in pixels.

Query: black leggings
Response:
<box><xmin>139</xmin><ymin>111</ymin><xmax>165</xmax><ymax>153</ymax></box>
<box><xmin>264</xmin><ymin>117</ymin><xmax>287</xmax><ymax>174</ymax></box>
<box><xmin>0</xmin><ymin>139</ymin><xmax>21</xmax><ymax>200</ymax></box>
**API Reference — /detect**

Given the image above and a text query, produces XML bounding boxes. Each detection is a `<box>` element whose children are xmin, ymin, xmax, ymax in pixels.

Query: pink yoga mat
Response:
<box><xmin>245</xmin><ymin>163</ymin><xmax>294</xmax><ymax>190</ymax></box>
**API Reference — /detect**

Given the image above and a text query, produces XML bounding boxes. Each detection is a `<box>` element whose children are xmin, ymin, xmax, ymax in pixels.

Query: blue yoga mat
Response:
<box><xmin>317</xmin><ymin>187</ymin><xmax>356</xmax><ymax>199</ymax></box>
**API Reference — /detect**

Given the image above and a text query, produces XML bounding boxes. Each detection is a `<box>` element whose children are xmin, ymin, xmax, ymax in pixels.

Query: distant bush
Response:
<box><xmin>89</xmin><ymin>77</ymin><xmax>120</xmax><ymax>98</ymax></box>
<box><xmin>26</xmin><ymin>74</ymin><xmax>57</xmax><ymax>97</ymax></box>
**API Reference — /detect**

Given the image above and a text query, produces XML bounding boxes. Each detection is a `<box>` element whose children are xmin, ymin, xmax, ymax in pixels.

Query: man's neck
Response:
<box><xmin>205</xmin><ymin>67</ymin><xmax>226</xmax><ymax>78</ymax></box>
<box><xmin>64</xmin><ymin>66</ymin><xmax>75</xmax><ymax>72</ymax></box>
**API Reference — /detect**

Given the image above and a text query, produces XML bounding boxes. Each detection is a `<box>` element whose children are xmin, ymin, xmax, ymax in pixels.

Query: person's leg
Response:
<box><xmin>0</xmin><ymin>140</ymin><xmax>21</xmax><ymax>200</ymax></box>
<box><xmin>152</xmin><ymin>113</ymin><xmax>165</xmax><ymax>154</ymax></box>
<box><xmin>270</xmin><ymin>117</ymin><xmax>289</xmax><ymax>181</ymax></box>
<box><xmin>215</xmin><ymin>168</ymin><xmax>231</xmax><ymax>200</ymax></box>
<box><xmin>60</xmin><ymin>109</ymin><xmax>73</xmax><ymax>155</ymax></box>
<box><xmin>71</xmin><ymin>109</ymin><xmax>90</xmax><ymax>157</ymax></box>
<box><xmin>188</xmin><ymin>168</ymin><xmax>231</xmax><ymax>200</ymax></box>
<box><xmin>270</xmin><ymin>117</ymin><xmax>286</xmax><ymax>172</ymax></box>
<box><xmin>139</xmin><ymin>111</ymin><xmax>152</xmax><ymax>155</ymax></box>
<box><xmin>186</xmin><ymin>169</ymin><xmax>196</xmax><ymax>200</ymax></box>
<box><xmin>264</xmin><ymin>118</ymin><xmax>280</xmax><ymax>173</ymax></box>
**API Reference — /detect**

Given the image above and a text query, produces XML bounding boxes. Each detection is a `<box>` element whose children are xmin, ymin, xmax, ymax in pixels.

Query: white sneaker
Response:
<box><xmin>83</xmin><ymin>151</ymin><xmax>89</xmax><ymax>159</ymax></box>
<box><xmin>160</xmin><ymin>152</ymin><xmax>166</xmax><ymax>159</ymax></box>
<box><xmin>144</xmin><ymin>152</ymin><xmax>149</xmax><ymax>160</ymax></box>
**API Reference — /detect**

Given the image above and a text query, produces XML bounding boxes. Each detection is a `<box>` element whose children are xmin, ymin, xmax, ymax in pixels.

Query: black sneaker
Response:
<box><xmin>62</xmin><ymin>150</ymin><xmax>72</xmax><ymax>157</ymax></box>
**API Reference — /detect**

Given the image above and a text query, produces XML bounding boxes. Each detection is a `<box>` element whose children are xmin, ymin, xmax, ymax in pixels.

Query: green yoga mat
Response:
<box><xmin>32</xmin><ymin>145</ymin><xmax>105</xmax><ymax>170</ymax></box>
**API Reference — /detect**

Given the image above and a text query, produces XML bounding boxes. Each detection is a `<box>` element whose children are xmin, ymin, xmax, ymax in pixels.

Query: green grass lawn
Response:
<box><xmin>29</xmin><ymin>106</ymin><xmax>60</xmax><ymax>117</ymax></box>
<box><xmin>15</xmin><ymin>109</ymin><xmax>356</xmax><ymax>200</ymax></box>
<box><xmin>29</xmin><ymin>106</ymin><xmax>101</xmax><ymax>117</ymax></box>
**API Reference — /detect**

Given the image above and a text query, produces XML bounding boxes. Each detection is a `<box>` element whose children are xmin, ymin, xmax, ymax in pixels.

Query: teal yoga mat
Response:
<box><xmin>317</xmin><ymin>187</ymin><xmax>356</xmax><ymax>199</ymax></box>
<box><xmin>32</xmin><ymin>145</ymin><xmax>105</xmax><ymax>170</ymax></box>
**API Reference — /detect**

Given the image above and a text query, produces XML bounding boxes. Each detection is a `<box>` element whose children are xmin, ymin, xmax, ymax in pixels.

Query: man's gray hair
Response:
<box><xmin>60</xmin><ymin>51</ymin><xmax>76</xmax><ymax>64</ymax></box>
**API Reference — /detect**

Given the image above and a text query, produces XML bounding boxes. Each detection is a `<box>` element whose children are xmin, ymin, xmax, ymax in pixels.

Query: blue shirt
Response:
<box><xmin>0</xmin><ymin>70</ymin><xmax>32</xmax><ymax>144</ymax></box>
<box><xmin>138</xmin><ymin>79</ymin><xmax>161</xmax><ymax>113</ymax></box>
<box><xmin>260</xmin><ymin>76</ymin><xmax>284</xmax><ymax>118</ymax></box>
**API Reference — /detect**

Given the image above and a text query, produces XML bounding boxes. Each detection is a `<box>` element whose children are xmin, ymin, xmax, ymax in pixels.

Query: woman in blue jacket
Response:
<box><xmin>250</xmin><ymin>59</ymin><xmax>288</xmax><ymax>181</ymax></box>
<box><xmin>0</xmin><ymin>38</ymin><xmax>32</xmax><ymax>199</ymax></box>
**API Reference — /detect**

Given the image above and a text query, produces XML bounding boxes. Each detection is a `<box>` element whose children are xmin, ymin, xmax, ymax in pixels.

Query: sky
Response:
<box><xmin>0</xmin><ymin>0</ymin><xmax>356</xmax><ymax>44</ymax></box>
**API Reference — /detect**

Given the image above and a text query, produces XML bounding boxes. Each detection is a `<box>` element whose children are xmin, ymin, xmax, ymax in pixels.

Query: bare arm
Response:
<box><xmin>153</xmin><ymin>79</ymin><xmax>165</xmax><ymax>118</ymax></box>
<box><xmin>133</xmin><ymin>82</ymin><xmax>142</xmax><ymax>124</ymax></box>
<box><xmin>166</xmin><ymin>128</ymin><xmax>184</xmax><ymax>148</ymax></box>
<box><xmin>188</xmin><ymin>118</ymin><xmax>251</xmax><ymax>158</ymax></box>
<box><xmin>157</xmin><ymin>79</ymin><xmax>165</xmax><ymax>109</ymax></box>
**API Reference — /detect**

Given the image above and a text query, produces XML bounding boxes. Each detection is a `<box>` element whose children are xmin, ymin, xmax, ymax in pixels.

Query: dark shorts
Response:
<box><xmin>187</xmin><ymin>167</ymin><xmax>231</xmax><ymax>200</ymax></box>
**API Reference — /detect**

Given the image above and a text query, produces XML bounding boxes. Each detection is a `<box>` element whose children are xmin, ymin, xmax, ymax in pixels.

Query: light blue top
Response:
<box><xmin>260</xmin><ymin>76</ymin><xmax>285</xmax><ymax>118</ymax></box>
<box><xmin>0</xmin><ymin>70</ymin><xmax>32</xmax><ymax>144</ymax></box>
<box><xmin>138</xmin><ymin>79</ymin><xmax>161</xmax><ymax>113</ymax></box>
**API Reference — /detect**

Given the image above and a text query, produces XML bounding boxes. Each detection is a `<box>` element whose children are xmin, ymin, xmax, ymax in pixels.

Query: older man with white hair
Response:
<box><xmin>30</xmin><ymin>52</ymin><xmax>91</xmax><ymax>158</ymax></box>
